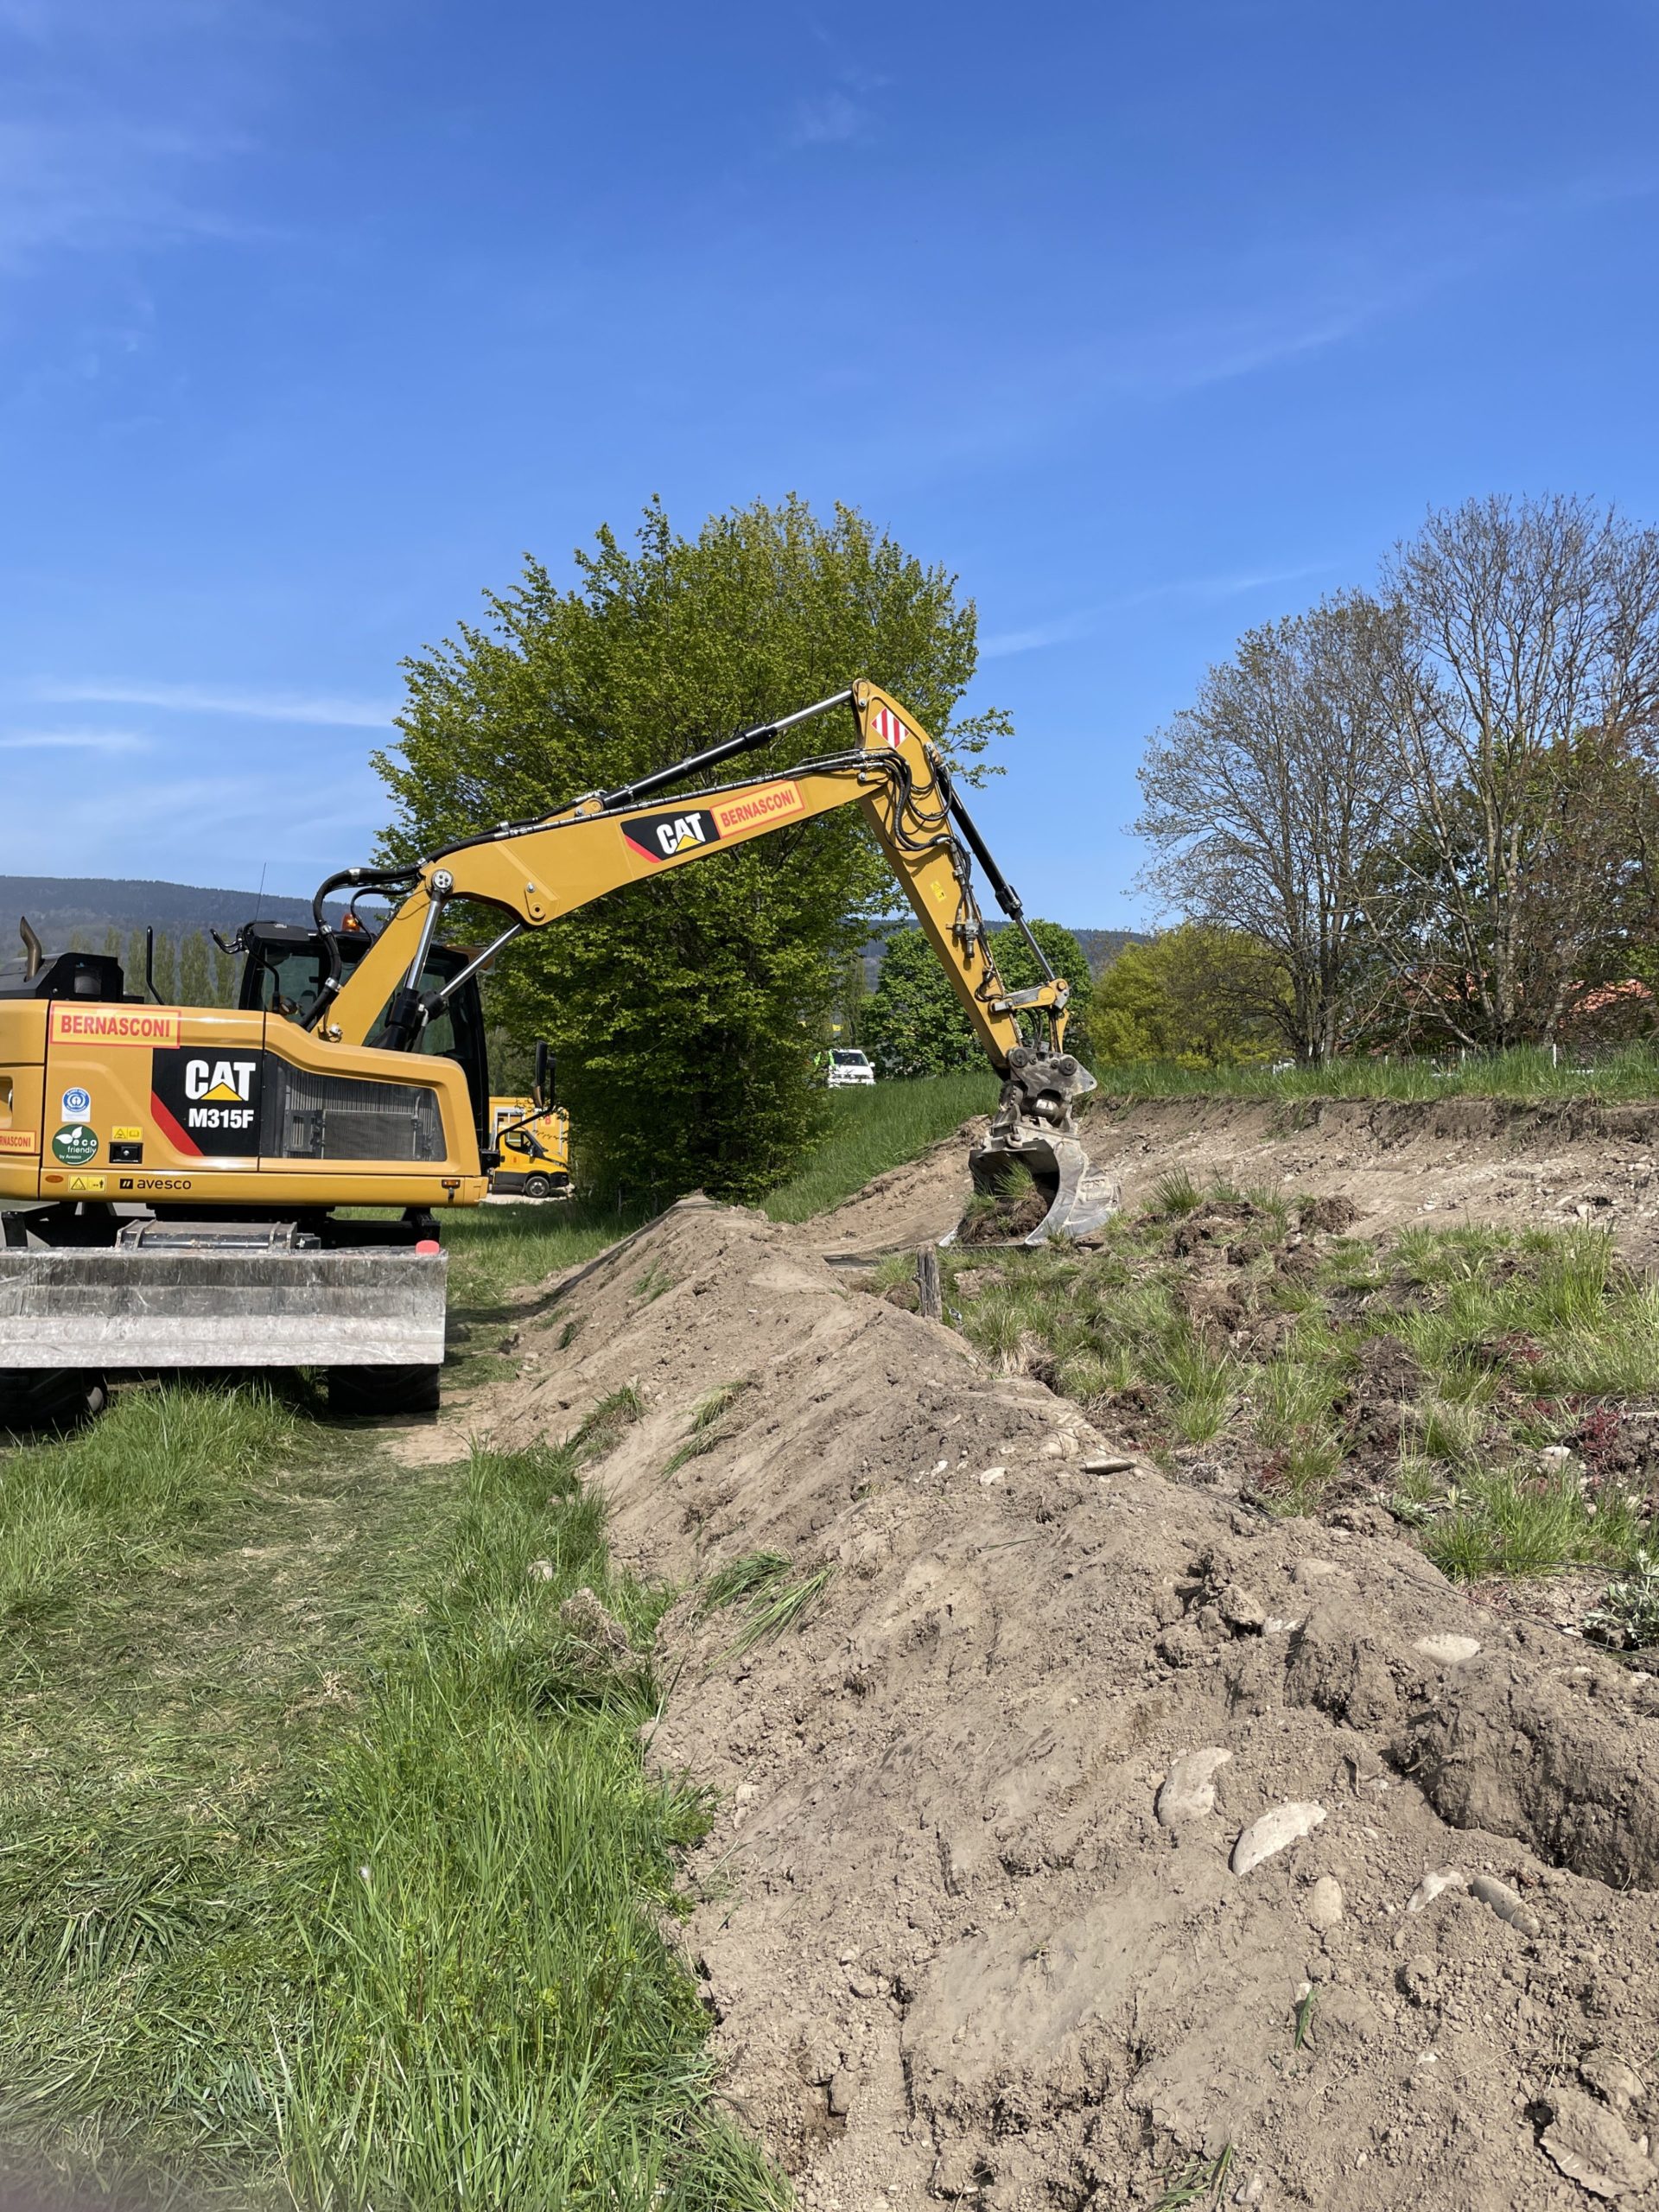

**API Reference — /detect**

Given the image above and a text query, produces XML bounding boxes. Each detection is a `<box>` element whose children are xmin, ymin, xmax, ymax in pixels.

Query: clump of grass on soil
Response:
<box><xmin>696</xmin><ymin>1550</ymin><xmax>836</xmax><ymax>1659</ymax></box>
<box><xmin>0</xmin><ymin>1384</ymin><xmax>786</xmax><ymax>2210</ymax></box>
<box><xmin>944</xmin><ymin>1190</ymin><xmax>1659</xmax><ymax>1638</ymax></box>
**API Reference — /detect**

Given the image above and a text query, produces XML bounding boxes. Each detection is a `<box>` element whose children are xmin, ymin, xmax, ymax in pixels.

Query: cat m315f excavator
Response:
<box><xmin>0</xmin><ymin>681</ymin><xmax>1117</xmax><ymax>1424</ymax></box>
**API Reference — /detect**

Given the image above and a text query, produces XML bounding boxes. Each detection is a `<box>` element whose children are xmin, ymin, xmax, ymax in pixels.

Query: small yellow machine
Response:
<box><xmin>488</xmin><ymin>1093</ymin><xmax>572</xmax><ymax>1200</ymax></box>
<box><xmin>1</xmin><ymin>680</ymin><xmax>1113</xmax><ymax>1423</ymax></box>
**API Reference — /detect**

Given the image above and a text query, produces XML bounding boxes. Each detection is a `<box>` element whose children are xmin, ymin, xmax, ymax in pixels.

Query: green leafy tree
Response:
<box><xmin>1092</xmin><ymin>925</ymin><xmax>1282</xmax><ymax>1067</ymax></box>
<box><xmin>377</xmin><ymin>497</ymin><xmax>1007</xmax><ymax>1201</ymax></box>
<box><xmin>862</xmin><ymin>926</ymin><xmax>980</xmax><ymax>1077</ymax></box>
<box><xmin>179</xmin><ymin>931</ymin><xmax>212</xmax><ymax>1009</ymax></box>
<box><xmin>861</xmin><ymin>918</ymin><xmax>1091</xmax><ymax>1076</ymax></box>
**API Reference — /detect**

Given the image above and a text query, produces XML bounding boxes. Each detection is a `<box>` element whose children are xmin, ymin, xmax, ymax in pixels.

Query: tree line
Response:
<box><xmin>1132</xmin><ymin>493</ymin><xmax>1659</xmax><ymax>1063</ymax></box>
<box><xmin>67</xmin><ymin>927</ymin><xmax>239</xmax><ymax>1007</ymax></box>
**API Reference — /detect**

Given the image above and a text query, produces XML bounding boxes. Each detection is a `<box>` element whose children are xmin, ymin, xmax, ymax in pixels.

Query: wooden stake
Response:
<box><xmin>916</xmin><ymin>1242</ymin><xmax>943</xmax><ymax>1321</ymax></box>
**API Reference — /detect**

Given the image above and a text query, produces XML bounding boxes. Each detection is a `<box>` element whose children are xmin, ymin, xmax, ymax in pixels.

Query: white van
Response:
<box><xmin>826</xmin><ymin>1048</ymin><xmax>875</xmax><ymax>1088</ymax></box>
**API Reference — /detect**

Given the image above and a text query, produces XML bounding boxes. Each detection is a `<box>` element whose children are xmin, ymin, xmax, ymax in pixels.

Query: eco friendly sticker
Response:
<box><xmin>61</xmin><ymin>1086</ymin><xmax>91</xmax><ymax>1117</ymax></box>
<box><xmin>51</xmin><ymin>1123</ymin><xmax>99</xmax><ymax>1166</ymax></box>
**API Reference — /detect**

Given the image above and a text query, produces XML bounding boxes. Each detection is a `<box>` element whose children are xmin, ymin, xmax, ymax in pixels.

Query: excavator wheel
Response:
<box><xmin>0</xmin><ymin>1367</ymin><xmax>110</xmax><ymax>1433</ymax></box>
<box><xmin>325</xmin><ymin>1363</ymin><xmax>442</xmax><ymax>1418</ymax></box>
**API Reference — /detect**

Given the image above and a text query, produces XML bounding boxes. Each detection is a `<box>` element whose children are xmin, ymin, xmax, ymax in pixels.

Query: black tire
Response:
<box><xmin>0</xmin><ymin>1369</ymin><xmax>109</xmax><ymax>1433</ymax></box>
<box><xmin>522</xmin><ymin>1173</ymin><xmax>552</xmax><ymax>1200</ymax></box>
<box><xmin>325</xmin><ymin>1363</ymin><xmax>442</xmax><ymax>1418</ymax></box>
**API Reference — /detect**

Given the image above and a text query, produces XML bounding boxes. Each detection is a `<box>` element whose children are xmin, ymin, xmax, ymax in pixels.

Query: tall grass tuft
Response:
<box><xmin>0</xmin><ymin>1381</ymin><xmax>315</xmax><ymax>1628</ymax></box>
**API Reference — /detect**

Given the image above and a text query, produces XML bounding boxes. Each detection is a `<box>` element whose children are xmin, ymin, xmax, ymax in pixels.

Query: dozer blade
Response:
<box><xmin>964</xmin><ymin>1128</ymin><xmax>1122</xmax><ymax>1246</ymax></box>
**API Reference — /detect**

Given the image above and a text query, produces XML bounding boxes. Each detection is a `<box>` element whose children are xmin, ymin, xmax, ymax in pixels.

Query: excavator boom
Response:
<box><xmin>308</xmin><ymin>680</ymin><xmax>1117</xmax><ymax>1243</ymax></box>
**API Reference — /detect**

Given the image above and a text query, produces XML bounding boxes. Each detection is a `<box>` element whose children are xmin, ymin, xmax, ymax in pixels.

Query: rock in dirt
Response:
<box><xmin>1580</xmin><ymin>2049</ymin><xmax>1648</xmax><ymax>2116</ymax></box>
<box><xmin>1305</xmin><ymin>1872</ymin><xmax>1344</xmax><ymax>1928</ymax></box>
<box><xmin>1414</xmin><ymin>1631</ymin><xmax>1482</xmax><ymax>1665</ymax></box>
<box><xmin>557</xmin><ymin>1586</ymin><xmax>634</xmax><ymax>1665</ymax></box>
<box><xmin>1470</xmin><ymin>1872</ymin><xmax>1542</xmax><ymax>1938</ymax></box>
<box><xmin>1231</xmin><ymin>1802</ymin><xmax>1326</xmax><ymax>1875</ymax></box>
<box><xmin>1154</xmin><ymin>1746</ymin><xmax>1231</xmax><ymax>1827</ymax></box>
<box><xmin>1540</xmin><ymin>2088</ymin><xmax>1658</xmax><ymax>2197</ymax></box>
<box><xmin>1407</xmin><ymin>1867</ymin><xmax>1468</xmax><ymax>1915</ymax></box>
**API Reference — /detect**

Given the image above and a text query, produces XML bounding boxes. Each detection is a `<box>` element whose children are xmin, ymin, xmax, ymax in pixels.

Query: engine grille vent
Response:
<box><xmin>260</xmin><ymin>1063</ymin><xmax>442</xmax><ymax>1162</ymax></box>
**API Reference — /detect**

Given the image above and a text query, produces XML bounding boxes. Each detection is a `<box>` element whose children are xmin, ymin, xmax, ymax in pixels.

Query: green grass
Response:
<box><xmin>1090</xmin><ymin>1042</ymin><xmax>1659</xmax><ymax>1104</ymax></box>
<box><xmin>0</xmin><ymin>1384</ymin><xmax>786</xmax><ymax>2210</ymax></box>
<box><xmin>0</xmin><ymin>1379</ymin><xmax>322</xmax><ymax>1630</ymax></box>
<box><xmin>944</xmin><ymin>1193</ymin><xmax>1659</xmax><ymax>1630</ymax></box>
<box><xmin>760</xmin><ymin>1071</ymin><xmax>999</xmax><ymax>1223</ymax></box>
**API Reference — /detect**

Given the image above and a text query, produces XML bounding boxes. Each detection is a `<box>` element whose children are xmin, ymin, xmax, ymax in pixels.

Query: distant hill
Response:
<box><xmin>0</xmin><ymin>876</ymin><xmax>342</xmax><ymax>957</ymax></box>
<box><xmin>1070</xmin><ymin>928</ymin><xmax>1152</xmax><ymax>976</ymax></box>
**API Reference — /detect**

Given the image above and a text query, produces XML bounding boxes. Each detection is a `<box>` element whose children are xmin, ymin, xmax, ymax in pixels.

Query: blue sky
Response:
<box><xmin>3</xmin><ymin>0</ymin><xmax>1658</xmax><ymax>925</ymax></box>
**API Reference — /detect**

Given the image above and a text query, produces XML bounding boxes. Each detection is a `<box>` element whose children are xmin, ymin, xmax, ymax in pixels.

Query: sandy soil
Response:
<box><xmin>473</xmin><ymin>1158</ymin><xmax>1659</xmax><ymax>2212</ymax></box>
<box><xmin>810</xmin><ymin>1096</ymin><xmax>1659</xmax><ymax>1262</ymax></box>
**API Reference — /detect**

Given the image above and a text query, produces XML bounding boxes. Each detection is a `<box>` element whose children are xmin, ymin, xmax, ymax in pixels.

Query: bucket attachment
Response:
<box><xmin>954</xmin><ymin>1046</ymin><xmax>1122</xmax><ymax>1246</ymax></box>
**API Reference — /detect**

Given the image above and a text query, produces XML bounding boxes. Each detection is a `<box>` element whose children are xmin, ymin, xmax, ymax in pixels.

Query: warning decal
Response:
<box><xmin>869</xmin><ymin>705</ymin><xmax>910</xmax><ymax>748</ymax></box>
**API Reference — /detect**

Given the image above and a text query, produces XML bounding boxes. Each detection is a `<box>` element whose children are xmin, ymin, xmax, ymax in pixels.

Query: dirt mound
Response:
<box><xmin>480</xmin><ymin>1198</ymin><xmax>1659</xmax><ymax>2210</ymax></box>
<box><xmin>811</xmin><ymin>1096</ymin><xmax>1659</xmax><ymax>1262</ymax></box>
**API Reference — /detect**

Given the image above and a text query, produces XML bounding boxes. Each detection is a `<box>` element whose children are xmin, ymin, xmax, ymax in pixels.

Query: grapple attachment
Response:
<box><xmin>963</xmin><ymin>1047</ymin><xmax>1121</xmax><ymax>1246</ymax></box>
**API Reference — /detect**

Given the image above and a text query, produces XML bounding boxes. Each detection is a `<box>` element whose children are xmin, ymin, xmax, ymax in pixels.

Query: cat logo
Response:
<box><xmin>621</xmin><ymin>804</ymin><xmax>721</xmax><ymax>864</ymax></box>
<box><xmin>149</xmin><ymin>1048</ymin><xmax>265</xmax><ymax>1158</ymax></box>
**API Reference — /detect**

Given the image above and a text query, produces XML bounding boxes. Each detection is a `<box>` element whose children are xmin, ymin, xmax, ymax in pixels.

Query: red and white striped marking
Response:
<box><xmin>871</xmin><ymin>704</ymin><xmax>910</xmax><ymax>747</ymax></box>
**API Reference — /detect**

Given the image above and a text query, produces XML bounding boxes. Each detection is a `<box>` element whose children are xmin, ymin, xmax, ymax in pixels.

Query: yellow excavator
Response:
<box><xmin>0</xmin><ymin>680</ymin><xmax>1116</xmax><ymax>1424</ymax></box>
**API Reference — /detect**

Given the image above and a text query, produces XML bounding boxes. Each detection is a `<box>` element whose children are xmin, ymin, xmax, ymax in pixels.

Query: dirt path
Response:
<box><xmin>810</xmin><ymin>1096</ymin><xmax>1659</xmax><ymax>1263</ymax></box>
<box><xmin>474</xmin><ymin>1192</ymin><xmax>1659</xmax><ymax>2212</ymax></box>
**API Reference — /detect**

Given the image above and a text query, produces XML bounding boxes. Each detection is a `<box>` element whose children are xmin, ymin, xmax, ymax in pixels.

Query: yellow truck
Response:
<box><xmin>488</xmin><ymin>1094</ymin><xmax>571</xmax><ymax>1200</ymax></box>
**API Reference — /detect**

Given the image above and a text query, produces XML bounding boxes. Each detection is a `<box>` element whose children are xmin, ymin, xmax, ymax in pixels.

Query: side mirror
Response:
<box><xmin>533</xmin><ymin>1039</ymin><xmax>553</xmax><ymax>1109</ymax></box>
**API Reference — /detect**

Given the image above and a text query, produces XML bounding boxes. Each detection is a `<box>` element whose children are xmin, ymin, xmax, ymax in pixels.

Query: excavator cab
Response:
<box><xmin>234</xmin><ymin>920</ymin><xmax>493</xmax><ymax>1151</ymax></box>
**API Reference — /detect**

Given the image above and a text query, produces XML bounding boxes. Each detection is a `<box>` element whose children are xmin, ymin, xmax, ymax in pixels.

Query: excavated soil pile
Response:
<box><xmin>810</xmin><ymin>1097</ymin><xmax>1659</xmax><ymax>1261</ymax></box>
<box><xmin>487</xmin><ymin>1198</ymin><xmax>1659</xmax><ymax>2211</ymax></box>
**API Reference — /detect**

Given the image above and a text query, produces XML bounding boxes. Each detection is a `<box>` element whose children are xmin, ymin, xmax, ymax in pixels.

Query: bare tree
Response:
<box><xmin>1135</xmin><ymin>594</ymin><xmax>1404</xmax><ymax>1061</ymax></box>
<box><xmin>1369</xmin><ymin>495</ymin><xmax>1659</xmax><ymax>1048</ymax></box>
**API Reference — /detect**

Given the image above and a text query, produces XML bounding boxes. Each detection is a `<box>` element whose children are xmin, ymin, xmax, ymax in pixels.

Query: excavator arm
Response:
<box><xmin>311</xmin><ymin>680</ymin><xmax>1118</xmax><ymax>1243</ymax></box>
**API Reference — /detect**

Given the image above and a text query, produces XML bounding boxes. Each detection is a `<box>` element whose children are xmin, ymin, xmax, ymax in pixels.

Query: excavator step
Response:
<box><xmin>0</xmin><ymin>1244</ymin><xmax>447</xmax><ymax>1370</ymax></box>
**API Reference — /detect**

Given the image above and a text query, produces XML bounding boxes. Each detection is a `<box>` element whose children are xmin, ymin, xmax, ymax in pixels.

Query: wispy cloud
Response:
<box><xmin>35</xmin><ymin>679</ymin><xmax>398</xmax><ymax>728</ymax></box>
<box><xmin>787</xmin><ymin>90</ymin><xmax>861</xmax><ymax>148</ymax></box>
<box><xmin>0</xmin><ymin>724</ymin><xmax>149</xmax><ymax>751</ymax></box>
<box><xmin>980</xmin><ymin>564</ymin><xmax>1333</xmax><ymax>658</ymax></box>
<box><xmin>978</xmin><ymin>611</ymin><xmax>1099</xmax><ymax>659</ymax></box>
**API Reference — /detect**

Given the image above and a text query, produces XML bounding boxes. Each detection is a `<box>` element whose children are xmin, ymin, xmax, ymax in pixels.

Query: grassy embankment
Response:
<box><xmin>0</xmin><ymin>1389</ymin><xmax>785</xmax><ymax>2208</ymax></box>
<box><xmin>1089</xmin><ymin>1041</ymin><xmax>1659</xmax><ymax>1103</ymax></box>
<box><xmin>920</xmin><ymin>1180</ymin><xmax>1659</xmax><ymax>1646</ymax></box>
